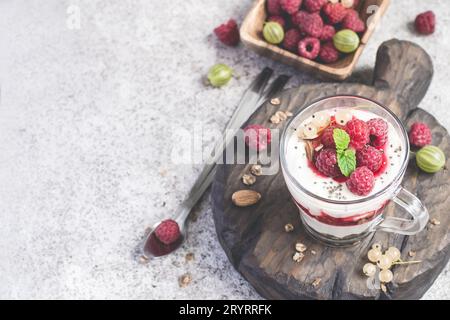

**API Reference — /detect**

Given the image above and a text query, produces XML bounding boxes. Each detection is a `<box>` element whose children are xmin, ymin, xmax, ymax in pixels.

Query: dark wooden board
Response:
<box><xmin>211</xmin><ymin>39</ymin><xmax>450</xmax><ymax>300</ymax></box>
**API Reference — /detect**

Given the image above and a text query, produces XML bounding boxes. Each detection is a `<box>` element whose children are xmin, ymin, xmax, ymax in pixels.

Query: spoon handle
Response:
<box><xmin>174</xmin><ymin>68</ymin><xmax>276</xmax><ymax>223</ymax></box>
<box><xmin>175</xmin><ymin>165</ymin><xmax>217</xmax><ymax>224</ymax></box>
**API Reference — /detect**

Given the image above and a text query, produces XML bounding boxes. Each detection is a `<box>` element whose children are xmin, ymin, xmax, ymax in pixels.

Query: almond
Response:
<box><xmin>232</xmin><ymin>190</ymin><xmax>261</xmax><ymax>207</ymax></box>
<box><xmin>305</xmin><ymin>141</ymin><xmax>314</xmax><ymax>162</ymax></box>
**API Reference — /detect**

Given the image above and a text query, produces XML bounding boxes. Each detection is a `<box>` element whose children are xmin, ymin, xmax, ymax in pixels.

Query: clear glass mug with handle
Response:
<box><xmin>280</xmin><ymin>96</ymin><xmax>429</xmax><ymax>246</ymax></box>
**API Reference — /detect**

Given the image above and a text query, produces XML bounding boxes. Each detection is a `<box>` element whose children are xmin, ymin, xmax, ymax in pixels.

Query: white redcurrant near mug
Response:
<box><xmin>280</xmin><ymin>96</ymin><xmax>429</xmax><ymax>247</ymax></box>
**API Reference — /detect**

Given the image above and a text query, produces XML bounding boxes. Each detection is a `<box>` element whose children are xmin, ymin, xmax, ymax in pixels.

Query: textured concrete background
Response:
<box><xmin>0</xmin><ymin>0</ymin><xmax>448</xmax><ymax>299</ymax></box>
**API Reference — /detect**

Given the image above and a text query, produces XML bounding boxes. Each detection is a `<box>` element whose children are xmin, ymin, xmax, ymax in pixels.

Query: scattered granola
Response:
<box><xmin>270</xmin><ymin>98</ymin><xmax>281</xmax><ymax>106</ymax></box>
<box><xmin>159</xmin><ymin>168</ymin><xmax>168</xmax><ymax>177</ymax></box>
<box><xmin>251</xmin><ymin>164</ymin><xmax>263</xmax><ymax>176</ymax></box>
<box><xmin>285</xmin><ymin>223</ymin><xmax>294</xmax><ymax>233</ymax></box>
<box><xmin>179</xmin><ymin>273</ymin><xmax>192</xmax><ymax>288</ymax></box>
<box><xmin>312</xmin><ymin>278</ymin><xmax>322</xmax><ymax>288</ymax></box>
<box><xmin>311</xmin><ymin>250</ymin><xmax>317</xmax><ymax>255</ymax></box>
<box><xmin>139</xmin><ymin>255</ymin><xmax>149</xmax><ymax>264</ymax></box>
<box><xmin>430</xmin><ymin>218</ymin><xmax>441</xmax><ymax>226</ymax></box>
<box><xmin>242</xmin><ymin>174</ymin><xmax>256</xmax><ymax>186</ymax></box>
<box><xmin>270</xmin><ymin>111</ymin><xmax>292</xmax><ymax>124</ymax></box>
<box><xmin>293</xmin><ymin>252</ymin><xmax>305</xmax><ymax>263</ymax></box>
<box><xmin>185</xmin><ymin>253</ymin><xmax>195</xmax><ymax>262</ymax></box>
<box><xmin>295</xmin><ymin>243</ymin><xmax>307</xmax><ymax>253</ymax></box>
<box><xmin>408</xmin><ymin>251</ymin><xmax>416</xmax><ymax>258</ymax></box>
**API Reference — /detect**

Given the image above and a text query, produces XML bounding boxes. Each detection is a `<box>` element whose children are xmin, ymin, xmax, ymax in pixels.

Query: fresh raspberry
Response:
<box><xmin>346</xmin><ymin>166</ymin><xmax>375</xmax><ymax>196</ymax></box>
<box><xmin>244</xmin><ymin>124</ymin><xmax>272</xmax><ymax>151</ymax></box>
<box><xmin>291</xmin><ymin>10</ymin><xmax>306</xmax><ymax>26</ymax></box>
<box><xmin>321</xmin><ymin>124</ymin><xmax>344</xmax><ymax>148</ymax></box>
<box><xmin>342</xmin><ymin>9</ymin><xmax>366</xmax><ymax>33</ymax></box>
<box><xmin>267</xmin><ymin>0</ymin><xmax>283</xmax><ymax>16</ymax></box>
<box><xmin>346</xmin><ymin>119</ymin><xmax>370</xmax><ymax>150</ymax></box>
<box><xmin>283</xmin><ymin>28</ymin><xmax>302</xmax><ymax>52</ymax></box>
<box><xmin>367</xmin><ymin>118</ymin><xmax>388</xmax><ymax>148</ymax></box>
<box><xmin>356</xmin><ymin>145</ymin><xmax>383</xmax><ymax>173</ymax></box>
<box><xmin>303</xmin><ymin>0</ymin><xmax>326</xmax><ymax>13</ymax></box>
<box><xmin>323</xmin><ymin>3</ymin><xmax>348</xmax><ymax>24</ymax></box>
<box><xmin>315</xmin><ymin>148</ymin><xmax>341</xmax><ymax>178</ymax></box>
<box><xmin>280</xmin><ymin>0</ymin><xmax>303</xmax><ymax>15</ymax></box>
<box><xmin>409</xmin><ymin>122</ymin><xmax>432</xmax><ymax>147</ymax></box>
<box><xmin>319</xmin><ymin>41</ymin><xmax>339</xmax><ymax>63</ymax></box>
<box><xmin>296</xmin><ymin>12</ymin><xmax>323</xmax><ymax>38</ymax></box>
<box><xmin>298</xmin><ymin>37</ymin><xmax>321</xmax><ymax>60</ymax></box>
<box><xmin>415</xmin><ymin>11</ymin><xmax>435</xmax><ymax>35</ymax></box>
<box><xmin>155</xmin><ymin>219</ymin><xmax>181</xmax><ymax>245</ymax></box>
<box><xmin>268</xmin><ymin>15</ymin><xmax>287</xmax><ymax>29</ymax></box>
<box><xmin>214</xmin><ymin>19</ymin><xmax>240</xmax><ymax>46</ymax></box>
<box><xmin>320</xmin><ymin>24</ymin><xmax>336</xmax><ymax>41</ymax></box>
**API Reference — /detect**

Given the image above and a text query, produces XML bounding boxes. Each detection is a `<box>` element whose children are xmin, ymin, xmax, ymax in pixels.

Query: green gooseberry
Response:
<box><xmin>333</xmin><ymin>29</ymin><xmax>360</xmax><ymax>53</ymax></box>
<box><xmin>207</xmin><ymin>64</ymin><xmax>233</xmax><ymax>87</ymax></box>
<box><xmin>416</xmin><ymin>145</ymin><xmax>446</xmax><ymax>173</ymax></box>
<box><xmin>263</xmin><ymin>22</ymin><xmax>285</xmax><ymax>45</ymax></box>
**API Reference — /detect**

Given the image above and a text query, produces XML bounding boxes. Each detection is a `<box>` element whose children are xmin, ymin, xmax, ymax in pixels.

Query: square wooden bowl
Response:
<box><xmin>241</xmin><ymin>0</ymin><xmax>390</xmax><ymax>80</ymax></box>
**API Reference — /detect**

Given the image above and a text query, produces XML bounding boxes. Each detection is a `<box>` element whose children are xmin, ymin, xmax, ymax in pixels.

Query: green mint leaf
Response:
<box><xmin>333</xmin><ymin>128</ymin><xmax>350</xmax><ymax>152</ymax></box>
<box><xmin>338</xmin><ymin>149</ymin><xmax>356</xmax><ymax>177</ymax></box>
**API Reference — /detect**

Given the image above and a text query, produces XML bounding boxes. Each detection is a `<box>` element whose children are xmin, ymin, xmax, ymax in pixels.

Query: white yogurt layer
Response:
<box><xmin>285</xmin><ymin>109</ymin><xmax>406</xmax><ymax>202</ymax></box>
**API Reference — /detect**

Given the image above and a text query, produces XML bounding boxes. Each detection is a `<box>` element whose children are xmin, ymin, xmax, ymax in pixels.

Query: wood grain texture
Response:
<box><xmin>212</xmin><ymin>40</ymin><xmax>450</xmax><ymax>300</ymax></box>
<box><xmin>240</xmin><ymin>0</ymin><xmax>390</xmax><ymax>80</ymax></box>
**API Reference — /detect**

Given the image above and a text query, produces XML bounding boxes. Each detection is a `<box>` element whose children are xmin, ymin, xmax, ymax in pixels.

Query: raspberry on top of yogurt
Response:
<box><xmin>286</xmin><ymin>108</ymin><xmax>404</xmax><ymax>200</ymax></box>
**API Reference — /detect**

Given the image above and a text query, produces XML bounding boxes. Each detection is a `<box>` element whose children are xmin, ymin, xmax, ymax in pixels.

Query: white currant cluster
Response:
<box><xmin>363</xmin><ymin>243</ymin><xmax>421</xmax><ymax>285</ymax></box>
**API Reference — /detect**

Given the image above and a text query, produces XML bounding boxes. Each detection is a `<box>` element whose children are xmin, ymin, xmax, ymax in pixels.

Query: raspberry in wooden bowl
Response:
<box><xmin>240</xmin><ymin>0</ymin><xmax>390</xmax><ymax>80</ymax></box>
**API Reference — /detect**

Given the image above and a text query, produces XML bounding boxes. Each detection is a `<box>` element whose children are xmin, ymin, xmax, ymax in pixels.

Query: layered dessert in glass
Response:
<box><xmin>280</xmin><ymin>96</ymin><xmax>418</xmax><ymax>246</ymax></box>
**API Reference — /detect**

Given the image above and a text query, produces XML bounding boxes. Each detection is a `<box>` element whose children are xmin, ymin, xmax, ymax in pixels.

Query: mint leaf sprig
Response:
<box><xmin>333</xmin><ymin>128</ymin><xmax>356</xmax><ymax>177</ymax></box>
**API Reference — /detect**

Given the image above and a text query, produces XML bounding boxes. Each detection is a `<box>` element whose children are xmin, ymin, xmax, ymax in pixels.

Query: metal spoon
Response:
<box><xmin>142</xmin><ymin>69</ymin><xmax>290</xmax><ymax>259</ymax></box>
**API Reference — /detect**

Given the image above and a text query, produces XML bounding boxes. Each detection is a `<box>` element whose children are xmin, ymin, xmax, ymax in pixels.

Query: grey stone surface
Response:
<box><xmin>0</xmin><ymin>0</ymin><xmax>448</xmax><ymax>299</ymax></box>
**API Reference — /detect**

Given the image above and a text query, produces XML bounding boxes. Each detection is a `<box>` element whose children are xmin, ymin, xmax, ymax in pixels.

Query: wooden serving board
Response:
<box><xmin>211</xmin><ymin>39</ymin><xmax>450</xmax><ymax>300</ymax></box>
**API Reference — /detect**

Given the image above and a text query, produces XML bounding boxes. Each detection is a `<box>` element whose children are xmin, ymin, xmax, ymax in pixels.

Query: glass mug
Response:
<box><xmin>280</xmin><ymin>96</ymin><xmax>429</xmax><ymax>246</ymax></box>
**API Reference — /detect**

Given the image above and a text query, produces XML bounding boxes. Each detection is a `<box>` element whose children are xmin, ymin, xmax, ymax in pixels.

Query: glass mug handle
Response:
<box><xmin>373</xmin><ymin>187</ymin><xmax>429</xmax><ymax>235</ymax></box>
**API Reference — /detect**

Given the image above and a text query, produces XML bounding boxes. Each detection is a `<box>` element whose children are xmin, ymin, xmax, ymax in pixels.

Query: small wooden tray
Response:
<box><xmin>240</xmin><ymin>0</ymin><xmax>390</xmax><ymax>80</ymax></box>
<box><xmin>212</xmin><ymin>40</ymin><xmax>449</xmax><ymax>300</ymax></box>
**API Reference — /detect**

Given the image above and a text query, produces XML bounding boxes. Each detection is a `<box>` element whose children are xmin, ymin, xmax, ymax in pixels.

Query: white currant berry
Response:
<box><xmin>311</xmin><ymin>111</ymin><xmax>331</xmax><ymax>128</ymax></box>
<box><xmin>367</xmin><ymin>249</ymin><xmax>382</xmax><ymax>263</ymax></box>
<box><xmin>363</xmin><ymin>263</ymin><xmax>377</xmax><ymax>277</ymax></box>
<box><xmin>379</xmin><ymin>269</ymin><xmax>394</xmax><ymax>283</ymax></box>
<box><xmin>372</xmin><ymin>243</ymin><xmax>382</xmax><ymax>251</ymax></box>
<box><xmin>304</xmin><ymin>123</ymin><xmax>318</xmax><ymax>139</ymax></box>
<box><xmin>377</xmin><ymin>255</ymin><xmax>393</xmax><ymax>270</ymax></box>
<box><xmin>335</xmin><ymin>109</ymin><xmax>352</xmax><ymax>126</ymax></box>
<box><xmin>386</xmin><ymin>247</ymin><xmax>401</xmax><ymax>262</ymax></box>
